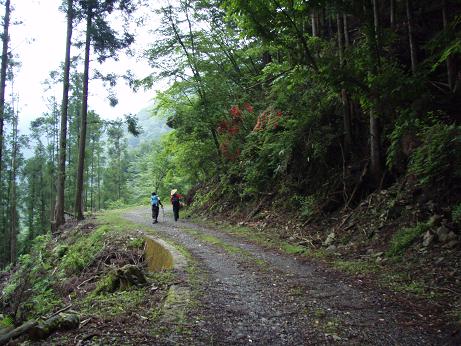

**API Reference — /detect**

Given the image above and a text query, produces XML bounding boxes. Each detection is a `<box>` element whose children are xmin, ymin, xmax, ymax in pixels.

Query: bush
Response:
<box><xmin>387</xmin><ymin>222</ymin><xmax>431</xmax><ymax>256</ymax></box>
<box><xmin>60</xmin><ymin>225</ymin><xmax>110</xmax><ymax>274</ymax></box>
<box><xmin>1</xmin><ymin>235</ymin><xmax>63</xmax><ymax>321</ymax></box>
<box><xmin>0</xmin><ymin>315</ymin><xmax>13</xmax><ymax>328</ymax></box>
<box><xmin>408</xmin><ymin>122</ymin><xmax>461</xmax><ymax>186</ymax></box>
<box><xmin>107</xmin><ymin>199</ymin><xmax>127</xmax><ymax>210</ymax></box>
<box><xmin>128</xmin><ymin>238</ymin><xmax>145</xmax><ymax>249</ymax></box>
<box><xmin>291</xmin><ymin>194</ymin><xmax>317</xmax><ymax>219</ymax></box>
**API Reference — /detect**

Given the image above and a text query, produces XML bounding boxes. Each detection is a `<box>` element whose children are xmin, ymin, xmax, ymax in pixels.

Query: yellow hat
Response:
<box><xmin>170</xmin><ymin>189</ymin><xmax>177</xmax><ymax>195</ymax></box>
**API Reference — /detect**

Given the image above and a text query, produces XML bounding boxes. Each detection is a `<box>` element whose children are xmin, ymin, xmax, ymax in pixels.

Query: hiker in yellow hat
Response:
<box><xmin>170</xmin><ymin>189</ymin><xmax>181</xmax><ymax>222</ymax></box>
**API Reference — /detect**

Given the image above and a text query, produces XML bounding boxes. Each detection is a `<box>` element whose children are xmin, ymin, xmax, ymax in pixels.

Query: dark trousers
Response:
<box><xmin>173</xmin><ymin>206</ymin><xmax>179</xmax><ymax>221</ymax></box>
<box><xmin>152</xmin><ymin>205</ymin><xmax>159</xmax><ymax>221</ymax></box>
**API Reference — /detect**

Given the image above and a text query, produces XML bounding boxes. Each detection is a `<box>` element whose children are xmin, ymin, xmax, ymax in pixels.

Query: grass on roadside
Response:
<box><xmin>187</xmin><ymin>215</ymin><xmax>440</xmax><ymax>300</ymax></box>
<box><xmin>181</xmin><ymin>227</ymin><xmax>272</xmax><ymax>269</ymax></box>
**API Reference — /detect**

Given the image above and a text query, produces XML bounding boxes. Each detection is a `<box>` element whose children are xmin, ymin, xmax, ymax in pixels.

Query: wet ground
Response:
<box><xmin>124</xmin><ymin>207</ymin><xmax>456</xmax><ymax>345</ymax></box>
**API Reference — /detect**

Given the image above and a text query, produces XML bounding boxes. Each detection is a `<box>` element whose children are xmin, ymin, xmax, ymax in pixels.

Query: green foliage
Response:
<box><xmin>291</xmin><ymin>195</ymin><xmax>316</xmax><ymax>219</ymax></box>
<box><xmin>281</xmin><ymin>243</ymin><xmax>307</xmax><ymax>255</ymax></box>
<box><xmin>0</xmin><ymin>315</ymin><xmax>14</xmax><ymax>328</ymax></box>
<box><xmin>80</xmin><ymin>289</ymin><xmax>146</xmax><ymax>317</ymax></box>
<box><xmin>408</xmin><ymin>122</ymin><xmax>461</xmax><ymax>186</ymax></box>
<box><xmin>94</xmin><ymin>272</ymin><xmax>119</xmax><ymax>294</ymax></box>
<box><xmin>60</xmin><ymin>225</ymin><xmax>110</xmax><ymax>274</ymax></box>
<box><xmin>386</xmin><ymin>110</ymin><xmax>420</xmax><ymax>170</ymax></box>
<box><xmin>427</xmin><ymin>15</ymin><xmax>461</xmax><ymax>70</ymax></box>
<box><xmin>26</xmin><ymin>286</ymin><xmax>61</xmax><ymax>317</ymax></box>
<box><xmin>387</xmin><ymin>222</ymin><xmax>431</xmax><ymax>257</ymax></box>
<box><xmin>128</xmin><ymin>237</ymin><xmax>145</xmax><ymax>249</ymax></box>
<box><xmin>106</xmin><ymin>199</ymin><xmax>127</xmax><ymax>210</ymax></box>
<box><xmin>53</xmin><ymin>245</ymin><xmax>69</xmax><ymax>259</ymax></box>
<box><xmin>380</xmin><ymin>273</ymin><xmax>428</xmax><ymax>296</ymax></box>
<box><xmin>452</xmin><ymin>203</ymin><xmax>461</xmax><ymax>224</ymax></box>
<box><xmin>1</xmin><ymin>235</ymin><xmax>63</xmax><ymax>320</ymax></box>
<box><xmin>333</xmin><ymin>260</ymin><xmax>378</xmax><ymax>274</ymax></box>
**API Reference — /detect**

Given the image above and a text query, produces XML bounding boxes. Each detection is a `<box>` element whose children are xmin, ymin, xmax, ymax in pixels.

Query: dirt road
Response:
<box><xmin>124</xmin><ymin>207</ymin><xmax>454</xmax><ymax>345</ymax></box>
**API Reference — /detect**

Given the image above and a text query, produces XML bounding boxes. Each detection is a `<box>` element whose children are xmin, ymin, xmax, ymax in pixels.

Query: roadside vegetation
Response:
<box><xmin>0</xmin><ymin>210</ymin><xmax>188</xmax><ymax>344</ymax></box>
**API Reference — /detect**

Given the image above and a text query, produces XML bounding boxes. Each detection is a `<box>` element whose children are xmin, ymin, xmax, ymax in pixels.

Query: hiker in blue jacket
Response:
<box><xmin>151</xmin><ymin>192</ymin><xmax>164</xmax><ymax>223</ymax></box>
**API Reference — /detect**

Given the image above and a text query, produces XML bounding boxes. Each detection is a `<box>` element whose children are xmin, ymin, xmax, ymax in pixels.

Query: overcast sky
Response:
<box><xmin>8</xmin><ymin>0</ymin><xmax>159</xmax><ymax>134</ymax></box>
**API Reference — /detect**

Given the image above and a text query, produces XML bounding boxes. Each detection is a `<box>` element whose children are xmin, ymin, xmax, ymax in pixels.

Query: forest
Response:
<box><xmin>0</xmin><ymin>0</ymin><xmax>460</xmax><ymax>322</ymax></box>
<box><xmin>0</xmin><ymin>0</ymin><xmax>460</xmax><ymax>343</ymax></box>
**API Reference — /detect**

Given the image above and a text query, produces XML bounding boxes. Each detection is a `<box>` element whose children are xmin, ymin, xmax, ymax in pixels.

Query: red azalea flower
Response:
<box><xmin>276</xmin><ymin>111</ymin><xmax>283</xmax><ymax>117</ymax></box>
<box><xmin>230</xmin><ymin>105</ymin><xmax>242</xmax><ymax>119</ymax></box>
<box><xmin>228</xmin><ymin>126</ymin><xmax>240</xmax><ymax>135</ymax></box>
<box><xmin>217</xmin><ymin>121</ymin><xmax>228</xmax><ymax>134</ymax></box>
<box><xmin>243</xmin><ymin>102</ymin><xmax>254</xmax><ymax>113</ymax></box>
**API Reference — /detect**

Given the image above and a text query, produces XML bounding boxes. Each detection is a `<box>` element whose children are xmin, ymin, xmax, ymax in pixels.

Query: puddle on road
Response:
<box><xmin>144</xmin><ymin>236</ymin><xmax>174</xmax><ymax>272</ymax></box>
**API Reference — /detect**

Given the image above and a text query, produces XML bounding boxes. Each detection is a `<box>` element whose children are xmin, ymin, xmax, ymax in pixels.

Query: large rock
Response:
<box><xmin>435</xmin><ymin>226</ymin><xmax>451</xmax><ymax>242</ymax></box>
<box><xmin>323</xmin><ymin>232</ymin><xmax>335</xmax><ymax>246</ymax></box>
<box><xmin>326</xmin><ymin>245</ymin><xmax>337</xmax><ymax>252</ymax></box>
<box><xmin>436</xmin><ymin>226</ymin><xmax>458</xmax><ymax>243</ymax></box>
<box><xmin>422</xmin><ymin>231</ymin><xmax>434</xmax><ymax>247</ymax></box>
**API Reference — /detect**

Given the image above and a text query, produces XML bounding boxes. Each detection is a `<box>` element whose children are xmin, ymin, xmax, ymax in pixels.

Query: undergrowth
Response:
<box><xmin>60</xmin><ymin>224</ymin><xmax>110</xmax><ymax>274</ymax></box>
<box><xmin>387</xmin><ymin>222</ymin><xmax>431</xmax><ymax>256</ymax></box>
<box><xmin>80</xmin><ymin>288</ymin><xmax>147</xmax><ymax>317</ymax></box>
<box><xmin>0</xmin><ymin>209</ymin><xmax>171</xmax><ymax>328</ymax></box>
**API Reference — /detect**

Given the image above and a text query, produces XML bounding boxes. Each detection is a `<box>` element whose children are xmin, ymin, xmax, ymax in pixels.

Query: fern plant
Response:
<box><xmin>408</xmin><ymin>122</ymin><xmax>461</xmax><ymax>186</ymax></box>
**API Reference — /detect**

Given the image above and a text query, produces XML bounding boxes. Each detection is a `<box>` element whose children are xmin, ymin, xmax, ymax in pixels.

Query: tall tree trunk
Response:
<box><xmin>9</xmin><ymin>111</ymin><xmax>17</xmax><ymax>264</ymax></box>
<box><xmin>54</xmin><ymin>0</ymin><xmax>74</xmax><ymax>230</ymax></box>
<box><xmin>343</xmin><ymin>14</ymin><xmax>350</xmax><ymax>47</ymax></box>
<box><xmin>442</xmin><ymin>0</ymin><xmax>456</xmax><ymax>91</ymax></box>
<box><xmin>369</xmin><ymin>0</ymin><xmax>384</xmax><ymax>183</ymax></box>
<box><xmin>90</xmin><ymin>139</ymin><xmax>94</xmax><ymax>211</ymax></box>
<box><xmin>97</xmin><ymin>149</ymin><xmax>101</xmax><ymax>210</ymax></box>
<box><xmin>311</xmin><ymin>11</ymin><xmax>318</xmax><ymax>36</ymax></box>
<box><xmin>337</xmin><ymin>12</ymin><xmax>352</xmax><ymax>156</ymax></box>
<box><xmin>342</xmin><ymin>89</ymin><xmax>353</xmax><ymax>157</ymax></box>
<box><xmin>406</xmin><ymin>0</ymin><xmax>417</xmax><ymax>74</ymax></box>
<box><xmin>74</xmin><ymin>13</ymin><xmax>91</xmax><ymax>220</ymax></box>
<box><xmin>373</xmin><ymin>0</ymin><xmax>381</xmax><ymax>58</ymax></box>
<box><xmin>337</xmin><ymin>14</ymin><xmax>344</xmax><ymax>65</ymax></box>
<box><xmin>40</xmin><ymin>170</ymin><xmax>46</xmax><ymax>232</ymax></box>
<box><xmin>117</xmin><ymin>139</ymin><xmax>121</xmax><ymax>200</ymax></box>
<box><xmin>0</xmin><ymin>0</ymin><xmax>11</xmax><ymax>250</ymax></box>
<box><xmin>0</xmin><ymin>0</ymin><xmax>10</xmax><ymax>184</ymax></box>
<box><xmin>390</xmin><ymin>0</ymin><xmax>396</xmax><ymax>28</ymax></box>
<box><xmin>28</xmin><ymin>176</ymin><xmax>35</xmax><ymax>240</ymax></box>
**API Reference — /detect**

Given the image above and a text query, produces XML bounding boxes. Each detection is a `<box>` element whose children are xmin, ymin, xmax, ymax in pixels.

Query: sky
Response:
<box><xmin>8</xmin><ymin>0</ymin><xmax>160</xmax><ymax>134</ymax></box>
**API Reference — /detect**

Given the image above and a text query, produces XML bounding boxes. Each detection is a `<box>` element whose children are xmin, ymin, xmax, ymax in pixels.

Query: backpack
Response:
<box><xmin>151</xmin><ymin>195</ymin><xmax>159</xmax><ymax>206</ymax></box>
<box><xmin>171</xmin><ymin>194</ymin><xmax>180</xmax><ymax>207</ymax></box>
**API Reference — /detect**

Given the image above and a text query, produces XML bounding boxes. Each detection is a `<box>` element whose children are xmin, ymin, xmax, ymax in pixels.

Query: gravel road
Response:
<box><xmin>123</xmin><ymin>207</ymin><xmax>454</xmax><ymax>345</ymax></box>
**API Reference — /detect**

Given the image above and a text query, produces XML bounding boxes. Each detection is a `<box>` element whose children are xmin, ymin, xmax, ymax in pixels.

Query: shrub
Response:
<box><xmin>1</xmin><ymin>235</ymin><xmax>63</xmax><ymax>321</ymax></box>
<box><xmin>291</xmin><ymin>194</ymin><xmax>317</xmax><ymax>219</ymax></box>
<box><xmin>0</xmin><ymin>315</ymin><xmax>13</xmax><ymax>328</ymax></box>
<box><xmin>408</xmin><ymin>122</ymin><xmax>461</xmax><ymax>186</ymax></box>
<box><xmin>387</xmin><ymin>222</ymin><xmax>431</xmax><ymax>256</ymax></box>
<box><xmin>60</xmin><ymin>225</ymin><xmax>110</xmax><ymax>274</ymax></box>
<box><xmin>128</xmin><ymin>238</ymin><xmax>145</xmax><ymax>249</ymax></box>
<box><xmin>107</xmin><ymin>199</ymin><xmax>127</xmax><ymax>210</ymax></box>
